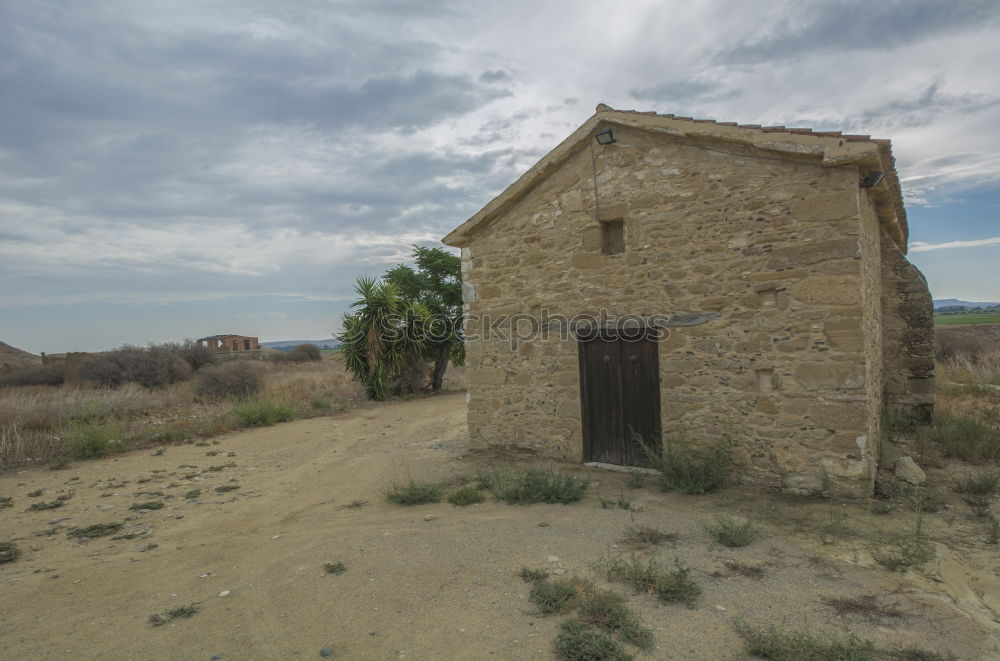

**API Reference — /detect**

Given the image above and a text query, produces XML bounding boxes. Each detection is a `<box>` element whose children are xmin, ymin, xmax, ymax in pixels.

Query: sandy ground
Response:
<box><xmin>2</xmin><ymin>392</ymin><xmax>998</xmax><ymax>660</ymax></box>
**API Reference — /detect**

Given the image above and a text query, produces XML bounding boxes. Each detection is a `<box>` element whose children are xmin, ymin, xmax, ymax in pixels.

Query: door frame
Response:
<box><xmin>577</xmin><ymin>324</ymin><xmax>662</xmax><ymax>466</ymax></box>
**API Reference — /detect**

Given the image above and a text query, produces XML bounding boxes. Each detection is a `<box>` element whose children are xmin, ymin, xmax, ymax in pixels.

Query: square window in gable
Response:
<box><xmin>601</xmin><ymin>219</ymin><xmax>625</xmax><ymax>255</ymax></box>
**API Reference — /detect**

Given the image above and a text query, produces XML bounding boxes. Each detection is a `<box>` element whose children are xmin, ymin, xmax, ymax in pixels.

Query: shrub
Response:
<box><xmin>475</xmin><ymin>466</ymin><xmax>589</xmax><ymax>505</ymax></box>
<box><xmin>0</xmin><ymin>363</ymin><xmax>65</xmax><ymax>388</ymax></box>
<box><xmin>196</xmin><ymin>362</ymin><xmax>262</xmax><ymax>400</ymax></box>
<box><xmin>530</xmin><ymin>577</ymin><xmax>585</xmax><ymax>614</ymax></box>
<box><xmin>67</xmin><ymin>522</ymin><xmax>123</xmax><ymax>539</ymax></box>
<box><xmin>67</xmin><ymin>421</ymin><xmax>115</xmax><ymax>458</ymax></box>
<box><xmin>287</xmin><ymin>343</ymin><xmax>322</xmax><ymax>362</ymax></box>
<box><xmin>604</xmin><ymin>556</ymin><xmax>700</xmax><ymax>607</ymax></box>
<box><xmin>447</xmin><ymin>486</ymin><xmax>485</xmax><ymax>506</ymax></box>
<box><xmin>519</xmin><ymin>567</ymin><xmax>549</xmax><ymax>583</ymax></box>
<box><xmin>920</xmin><ymin>411</ymin><xmax>999</xmax><ymax>464</ymax></box>
<box><xmin>80</xmin><ymin>346</ymin><xmax>192</xmax><ymax>389</ymax></box>
<box><xmin>735</xmin><ymin>621</ymin><xmax>878</xmax><ymax>661</ymax></box>
<box><xmin>385</xmin><ymin>479</ymin><xmax>442</xmax><ymax>505</ymax></box>
<box><xmin>577</xmin><ymin>587</ymin><xmax>654</xmax><ymax>649</ymax></box>
<box><xmin>0</xmin><ymin>541</ymin><xmax>22</xmax><ymax>564</ymax></box>
<box><xmin>552</xmin><ymin>620</ymin><xmax>632</xmax><ymax>661</ymax></box>
<box><xmin>640</xmin><ymin>436</ymin><xmax>731</xmax><ymax>495</ymax></box>
<box><xmin>232</xmin><ymin>397</ymin><xmax>294</xmax><ymax>427</ymax></box>
<box><xmin>324</xmin><ymin>561</ymin><xmax>346</xmax><ymax>574</ymax></box>
<box><xmin>619</xmin><ymin>525</ymin><xmax>678</xmax><ymax>550</ymax></box>
<box><xmin>705</xmin><ymin>514</ymin><xmax>760</xmax><ymax>547</ymax></box>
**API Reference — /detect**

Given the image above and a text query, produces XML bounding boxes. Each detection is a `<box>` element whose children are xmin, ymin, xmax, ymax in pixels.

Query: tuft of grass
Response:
<box><xmin>27</xmin><ymin>499</ymin><xmax>63</xmax><ymax>511</ymax></box>
<box><xmin>129</xmin><ymin>500</ymin><xmax>165</xmax><ymax>511</ymax></box>
<box><xmin>604</xmin><ymin>556</ymin><xmax>700</xmax><ymax>607</ymax></box>
<box><xmin>625</xmin><ymin>469</ymin><xmax>646</xmax><ymax>489</ymax></box>
<box><xmin>385</xmin><ymin>479</ymin><xmax>442</xmax><ymax>505</ymax></box>
<box><xmin>0</xmin><ymin>541</ymin><xmax>22</xmax><ymax>563</ymax></box>
<box><xmin>150</xmin><ymin>604</ymin><xmax>199</xmax><ymax>626</ymax></box>
<box><xmin>67</xmin><ymin>421</ymin><xmax>116</xmax><ymax>459</ymax></box>
<box><xmin>553</xmin><ymin>619</ymin><xmax>633</xmax><ymax>661</ymax></box>
<box><xmin>639</xmin><ymin>435</ymin><xmax>731</xmax><ymax>495</ymax></box>
<box><xmin>920</xmin><ymin>411</ymin><xmax>999</xmax><ymax>464</ymax></box>
<box><xmin>717</xmin><ymin>560</ymin><xmax>766</xmax><ymax>579</ymax></box>
<box><xmin>519</xmin><ymin>567</ymin><xmax>549</xmax><ymax>583</ymax></box>
<box><xmin>619</xmin><ymin>525</ymin><xmax>677</xmax><ymax>550</ymax></box>
<box><xmin>599</xmin><ymin>491</ymin><xmax>634</xmax><ymax>511</ymax></box>
<box><xmin>987</xmin><ymin>517</ymin><xmax>999</xmax><ymax>545</ymax></box>
<box><xmin>447</xmin><ymin>486</ymin><xmax>485</xmax><ymax>506</ymax></box>
<box><xmin>232</xmin><ymin>397</ymin><xmax>295</xmax><ymax>427</ymax></box>
<box><xmin>67</xmin><ymin>522</ymin><xmax>124</xmax><ymax>540</ymax></box>
<box><xmin>309</xmin><ymin>398</ymin><xmax>332</xmax><ymax>411</ymax></box>
<box><xmin>872</xmin><ymin>512</ymin><xmax>935</xmax><ymax>571</ymax></box>
<box><xmin>184</xmin><ymin>488</ymin><xmax>201</xmax><ymax>499</ymax></box>
<box><xmin>475</xmin><ymin>466</ymin><xmax>589</xmax><ymax>505</ymax></box>
<box><xmin>705</xmin><ymin>514</ymin><xmax>760</xmax><ymax>548</ymax></box>
<box><xmin>215</xmin><ymin>485</ymin><xmax>240</xmax><ymax>493</ymax></box>
<box><xmin>324</xmin><ymin>561</ymin><xmax>346</xmax><ymax>574</ymax></box>
<box><xmin>529</xmin><ymin>577</ymin><xmax>586</xmax><ymax>614</ymax></box>
<box><xmin>0</xmin><ymin>496</ymin><xmax>12</xmax><ymax>509</ymax></box>
<box><xmin>822</xmin><ymin>594</ymin><xmax>903</xmax><ymax>622</ymax></box>
<box><xmin>953</xmin><ymin>470</ymin><xmax>1000</xmax><ymax>495</ymax></box>
<box><xmin>887</xmin><ymin>648</ymin><xmax>958</xmax><ymax>661</ymax></box>
<box><xmin>735</xmin><ymin>621</ymin><xmax>878</xmax><ymax>661</ymax></box>
<box><xmin>27</xmin><ymin>489</ymin><xmax>42</xmax><ymax>497</ymax></box>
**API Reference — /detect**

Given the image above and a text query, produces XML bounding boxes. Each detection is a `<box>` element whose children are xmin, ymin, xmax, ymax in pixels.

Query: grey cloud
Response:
<box><xmin>630</xmin><ymin>78</ymin><xmax>742</xmax><ymax>105</ymax></box>
<box><xmin>714</xmin><ymin>0</ymin><xmax>999</xmax><ymax>64</ymax></box>
<box><xmin>858</xmin><ymin>81</ymin><xmax>1000</xmax><ymax>129</ymax></box>
<box><xmin>479</xmin><ymin>70</ymin><xmax>512</xmax><ymax>84</ymax></box>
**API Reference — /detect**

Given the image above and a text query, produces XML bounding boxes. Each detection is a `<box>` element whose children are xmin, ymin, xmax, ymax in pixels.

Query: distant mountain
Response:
<box><xmin>934</xmin><ymin>299</ymin><xmax>1000</xmax><ymax>311</ymax></box>
<box><xmin>260</xmin><ymin>339</ymin><xmax>340</xmax><ymax>351</ymax></box>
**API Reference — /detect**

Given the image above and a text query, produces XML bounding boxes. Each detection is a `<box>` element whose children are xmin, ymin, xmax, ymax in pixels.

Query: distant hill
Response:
<box><xmin>0</xmin><ymin>341</ymin><xmax>41</xmax><ymax>370</ymax></box>
<box><xmin>934</xmin><ymin>299</ymin><xmax>1000</xmax><ymax>311</ymax></box>
<box><xmin>260</xmin><ymin>339</ymin><xmax>340</xmax><ymax>351</ymax></box>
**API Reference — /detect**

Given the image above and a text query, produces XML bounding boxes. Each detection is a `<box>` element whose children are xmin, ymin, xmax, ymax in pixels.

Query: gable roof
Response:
<box><xmin>443</xmin><ymin>104</ymin><xmax>908</xmax><ymax>252</ymax></box>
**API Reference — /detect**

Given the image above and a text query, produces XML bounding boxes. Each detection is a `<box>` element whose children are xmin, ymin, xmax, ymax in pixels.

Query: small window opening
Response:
<box><xmin>601</xmin><ymin>219</ymin><xmax>625</xmax><ymax>255</ymax></box>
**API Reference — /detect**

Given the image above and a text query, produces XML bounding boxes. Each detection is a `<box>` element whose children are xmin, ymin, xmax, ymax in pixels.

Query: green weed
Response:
<box><xmin>553</xmin><ymin>619</ymin><xmax>632</xmax><ymax>661</ymax></box>
<box><xmin>447</xmin><ymin>486</ymin><xmax>485</xmax><ymax>506</ymax></box>
<box><xmin>519</xmin><ymin>567</ymin><xmax>549</xmax><ymax>583</ymax></box>
<box><xmin>639</xmin><ymin>436</ymin><xmax>730</xmax><ymax>495</ymax></box>
<box><xmin>475</xmin><ymin>466</ymin><xmax>589</xmax><ymax>505</ymax></box>
<box><xmin>385</xmin><ymin>479</ymin><xmax>442</xmax><ymax>505</ymax></box>
<box><xmin>232</xmin><ymin>397</ymin><xmax>295</xmax><ymax>427</ymax></box>
<box><xmin>604</xmin><ymin>556</ymin><xmax>700</xmax><ymax>607</ymax></box>
<box><xmin>735</xmin><ymin>621</ymin><xmax>877</xmax><ymax>661</ymax></box>
<box><xmin>67</xmin><ymin>522</ymin><xmax>124</xmax><ymax>539</ymax></box>
<box><xmin>705</xmin><ymin>514</ymin><xmax>760</xmax><ymax>547</ymax></box>
<box><xmin>129</xmin><ymin>500</ymin><xmax>165</xmax><ymax>511</ymax></box>
<box><xmin>619</xmin><ymin>525</ymin><xmax>677</xmax><ymax>550</ymax></box>
<box><xmin>27</xmin><ymin>500</ymin><xmax>63</xmax><ymax>511</ymax></box>
<box><xmin>67</xmin><ymin>421</ymin><xmax>116</xmax><ymax>459</ymax></box>
<box><xmin>324</xmin><ymin>562</ymin><xmax>346</xmax><ymax>574</ymax></box>
<box><xmin>0</xmin><ymin>541</ymin><xmax>21</xmax><ymax>564</ymax></box>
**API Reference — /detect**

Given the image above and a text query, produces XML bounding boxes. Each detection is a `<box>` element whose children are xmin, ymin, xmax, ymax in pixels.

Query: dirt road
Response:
<box><xmin>1</xmin><ymin>392</ymin><xmax>997</xmax><ymax>660</ymax></box>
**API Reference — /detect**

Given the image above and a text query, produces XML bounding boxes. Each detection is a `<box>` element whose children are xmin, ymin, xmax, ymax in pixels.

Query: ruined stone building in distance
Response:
<box><xmin>443</xmin><ymin>104</ymin><xmax>933</xmax><ymax>497</ymax></box>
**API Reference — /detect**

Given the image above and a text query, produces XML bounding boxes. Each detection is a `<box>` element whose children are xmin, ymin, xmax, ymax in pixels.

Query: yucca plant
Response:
<box><xmin>338</xmin><ymin>276</ymin><xmax>430</xmax><ymax>400</ymax></box>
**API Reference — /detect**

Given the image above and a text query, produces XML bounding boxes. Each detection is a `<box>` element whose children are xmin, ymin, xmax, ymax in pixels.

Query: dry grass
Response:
<box><xmin>0</xmin><ymin>358</ymin><xmax>364</xmax><ymax>466</ymax></box>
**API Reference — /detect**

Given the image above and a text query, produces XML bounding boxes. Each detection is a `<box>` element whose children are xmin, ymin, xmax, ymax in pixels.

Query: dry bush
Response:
<box><xmin>195</xmin><ymin>362</ymin><xmax>262</xmax><ymax>400</ymax></box>
<box><xmin>272</xmin><ymin>343</ymin><xmax>322</xmax><ymax>362</ymax></box>
<box><xmin>0</xmin><ymin>363</ymin><xmax>65</xmax><ymax>388</ymax></box>
<box><xmin>79</xmin><ymin>346</ymin><xmax>192</xmax><ymax>388</ymax></box>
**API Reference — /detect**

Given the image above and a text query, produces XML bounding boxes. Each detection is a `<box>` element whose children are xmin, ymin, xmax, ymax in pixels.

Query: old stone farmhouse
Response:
<box><xmin>443</xmin><ymin>104</ymin><xmax>934</xmax><ymax>496</ymax></box>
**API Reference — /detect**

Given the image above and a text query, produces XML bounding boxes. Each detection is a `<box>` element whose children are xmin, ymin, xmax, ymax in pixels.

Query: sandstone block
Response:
<box><xmin>895</xmin><ymin>456</ymin><xmax>926</xmax><ymax>485</ymax></box>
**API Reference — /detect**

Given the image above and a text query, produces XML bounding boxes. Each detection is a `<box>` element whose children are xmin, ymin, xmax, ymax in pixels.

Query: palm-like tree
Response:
<box><xmin>338</xmin><ymin>276</ymin><xmax>430</xmax><ymax>400</ymax></box>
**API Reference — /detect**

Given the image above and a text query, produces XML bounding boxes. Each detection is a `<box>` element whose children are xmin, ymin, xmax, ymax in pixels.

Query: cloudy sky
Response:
<box><xmin>2</xmin><ymin>0</ymin><xmax>999</xmax><ymax>353</ymax></box>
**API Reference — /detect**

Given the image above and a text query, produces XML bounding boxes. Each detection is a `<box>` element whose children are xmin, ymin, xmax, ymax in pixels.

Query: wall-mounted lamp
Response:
<box><xmin>594</xmin><ymin>128</ymin><xmax>616</xmax><ymax>145</ymax></box>
<box><xmin>860</xmin><ymin>171</ymin><xmax>885</xmax><ymax>188</ymax></box>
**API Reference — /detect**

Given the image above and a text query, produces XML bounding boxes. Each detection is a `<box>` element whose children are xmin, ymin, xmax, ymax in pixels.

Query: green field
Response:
<box><xmin>934</xmin><ymin>313</ymin><xmax>1000</xmax><ymax>326</ymax></box>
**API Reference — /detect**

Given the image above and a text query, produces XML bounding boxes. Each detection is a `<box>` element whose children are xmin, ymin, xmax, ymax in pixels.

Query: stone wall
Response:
<box><xmin>881</xmin><ymin>230</ymin><xmax>935</xmax><ymax>423</ymax></box>
<box><xmin>462</xmin><ymin>124</ymin><xmax>889</xmax><ymax>495</ymax></box>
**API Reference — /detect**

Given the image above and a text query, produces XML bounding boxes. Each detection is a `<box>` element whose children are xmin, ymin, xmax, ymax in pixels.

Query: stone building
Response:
<box><xmin>197</xmin><ymin>334</ymin><xmax>261</xmax><ymax>352</ymax></box>
<box><xmin>442</xmin><ymin>104</ymin><xmax>934</xmax><ymax>496</ymax></box>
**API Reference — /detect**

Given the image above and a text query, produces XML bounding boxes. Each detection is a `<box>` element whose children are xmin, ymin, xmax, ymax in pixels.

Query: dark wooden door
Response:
<box><xmin>578</xmin><ymin>329</ymin><xmax>661</xmax><ymax>466</ymax></box>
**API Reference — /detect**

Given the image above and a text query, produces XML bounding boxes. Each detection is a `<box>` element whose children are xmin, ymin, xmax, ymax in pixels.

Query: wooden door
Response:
<box><xmin>578</xmin><ymin>328</ymin><xmax>661</xmax><ymax>466</ymax></box>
